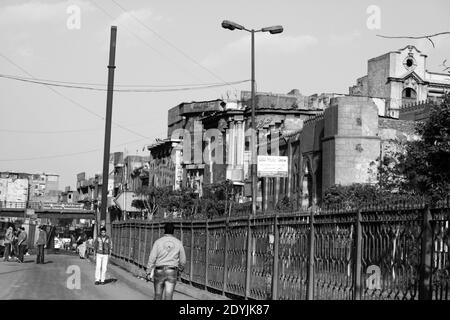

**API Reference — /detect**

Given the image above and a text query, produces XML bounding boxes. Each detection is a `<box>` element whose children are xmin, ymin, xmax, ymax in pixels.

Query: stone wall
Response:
<box><xmin>322</xmin><ymin>97</ymin><xmax>380</xmax><ymax>192</ymax></box>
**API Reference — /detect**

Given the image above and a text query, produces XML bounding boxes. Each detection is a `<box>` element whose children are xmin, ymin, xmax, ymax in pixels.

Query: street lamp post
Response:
<box><xmin>221</xmin><ymin>20</ymin><xmax>283</xmax><ymax>216</ymax></box>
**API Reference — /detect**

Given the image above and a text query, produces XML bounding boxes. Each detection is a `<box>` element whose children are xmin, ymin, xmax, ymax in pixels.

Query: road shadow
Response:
<box><xmin>43</xmin><ymin>261</ymin><xmax>53</xmax><ymax>264</ymax></box>
<box><xmin>103</xmin><ymin>278</ymin><xmax>117</xmax><ymax>284</ymax></box>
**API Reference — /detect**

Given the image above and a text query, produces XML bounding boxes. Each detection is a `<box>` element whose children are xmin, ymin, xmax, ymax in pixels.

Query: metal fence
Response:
<box><xmin>111</xmin><ymin>203</ymin><xmax>450</xmax><ymax>300</ymax></box>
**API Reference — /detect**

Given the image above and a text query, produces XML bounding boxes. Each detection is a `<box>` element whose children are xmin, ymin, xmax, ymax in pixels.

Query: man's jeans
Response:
<box><xmin>153</xmin><ymin>267</ymin><xmax>178</xmax><ymax>300</ymax></box>
<box><xmin>95</xmin><ymin>253</ymin><xmax>109</xmax><ymax>282</ymax></box>
<box><xmin>18</xmin><ymin>245</ymin><xmax>26</xmax><ymax>262</ymax></box>
<box><xmin>3</xmin><ymin>243</ymin><xmax>11</xmax><ymax>261</ymax></box>
<box><xmin>36</xmin><ymin>245</ymin><xmax>45</xmax><ymax>264</ymax></box>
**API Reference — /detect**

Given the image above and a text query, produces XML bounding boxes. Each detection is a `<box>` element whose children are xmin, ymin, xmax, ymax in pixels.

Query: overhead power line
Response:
<box><xmin>0</xmin><ymin>128</ymin><xmax>101</xmax><ymax>134</ymax></box>
<box><xmin>0</xmin><ymin>52</ymin><xmax>150</xmax><ymax>139</ymax></box>
<box><xmin>91</xmin><ymin>0</ymin><xmax>209</xmax><ymax>87</ymax></box>
<box><xmin>0</xmin><ymin>74</ymin><xmax>250</xmax><ymax>92</ymax></box>
<box><xmin>110</xmin><ymin>0</ymin><xmax>239</xmax><ymax>93</ymax></box>
<box><xmin>0</xmin><ymin>138</ymin><xmax>149</xmax><ymax>162</ymax></box>
<box><xmin>0</xmin><ymin>74</ymin><xmax>242</xmax><ymax>88</ymax></box>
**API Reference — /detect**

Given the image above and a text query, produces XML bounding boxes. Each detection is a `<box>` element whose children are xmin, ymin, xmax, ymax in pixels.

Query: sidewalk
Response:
<box><xmin>87</xmin><ymin>254</ymin><xmax>229</xmax><ymax>300</ymax></box>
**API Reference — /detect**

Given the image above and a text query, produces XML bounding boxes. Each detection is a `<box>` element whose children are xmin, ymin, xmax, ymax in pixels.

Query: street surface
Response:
<box><xmin>0</xmin><ymin>252</ymin><xmax>194</xmax><ymax>300</ymax></box>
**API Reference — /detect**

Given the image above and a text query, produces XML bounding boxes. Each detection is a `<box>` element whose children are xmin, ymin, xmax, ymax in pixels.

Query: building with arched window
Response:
<box><xmin>349</xmin><ymin>45</ymin><xmax>450</xmax><ymax>118</ymax></box>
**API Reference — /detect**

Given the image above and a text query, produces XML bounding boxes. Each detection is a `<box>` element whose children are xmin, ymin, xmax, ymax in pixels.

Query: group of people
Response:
<box><xmin>3</xmin><ymin>224</ymin><xmax>28</xmax><ymax>263</ymax></box>
<box><xmin>3</xmin><ymin>222</ymin><xmax>186</xmax><ymax>300</ymax></box>
<box><xmin>3</xmin><ymin>223</ymin><xmax>47</xmax><ymax>264</ymax></box>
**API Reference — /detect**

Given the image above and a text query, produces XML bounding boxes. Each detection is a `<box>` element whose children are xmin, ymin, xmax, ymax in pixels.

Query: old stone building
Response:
<box><xmin>141</xmin><ymin>46</ymin><xmax>443</xmax><ymax>211</ymax></box>
<box><xmin>349</xmin><ymin>45</ymin><xmax>450</xmax><ymax>118</ymax></box>
<box><xmin>273</xmin><ymin>96</ymin><xmax>417</xmax><ymax>210</ymax></box>
<box><xmin>146</xmin><ymin>138</ymin><xmax>182</xmax><ymax>190</ymax></box>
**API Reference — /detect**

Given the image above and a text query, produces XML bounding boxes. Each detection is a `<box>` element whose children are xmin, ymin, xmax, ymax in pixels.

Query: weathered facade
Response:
<box><xmin>349</xmin><ymin>45</ymin><xmax>450</xmax><ymax>117</ymax></box>
<box><xmin>261</xmin><ymin>96</ymin><xmax>417</xmax><ymax>210</ymax></box>
<box><xmin>147</xmin><ymin>138</ymin><xmax>182</xmax><ymax>190</ymax></box>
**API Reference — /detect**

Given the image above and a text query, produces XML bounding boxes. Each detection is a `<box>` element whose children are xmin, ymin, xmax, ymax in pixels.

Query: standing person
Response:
<box><xmin>86</xmin><ymin>236</ymin><xmax>93</xmax><ymax>258</ymax></box>
<box><xmin>146</xmin><ymin>222</ymin><xmax>186</xmax><ymax>300</ymax></box>
<box><xmin>36</xmin><ymin>226</ymin><xmax>47</xmax><ymax>264</ymax></box>
<box><xmin>11</xmin><ymin>228</ymin><xmax>19</xmax><ymax>261</ymax></box>
<box><xmin>93</xmin><ymin>227</ymin><xmax>112</xmax><ymax>285</ymax></box>
<box><xmin>3</xmin><ymin>224</ymin><xmax>13</xmax><ymax>262</ymax></box>
<box><xmin>77</xmin><ymin>232</ymin><xmax>87</xmax><ymax>259</ymax></box>
<box><xmin>17</xmin><ymin>227</ymin><xmax>27</xmax><ymax>263</ymax></box>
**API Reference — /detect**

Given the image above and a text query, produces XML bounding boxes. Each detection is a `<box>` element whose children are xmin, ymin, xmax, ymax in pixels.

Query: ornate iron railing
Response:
<box><xmin>111</xmin><ymin>204</ymin><xmax>450</xmax><ymax>300</ymax></box>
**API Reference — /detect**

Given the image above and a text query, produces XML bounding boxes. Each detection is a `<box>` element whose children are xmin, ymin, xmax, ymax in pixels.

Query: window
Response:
<box><xmin>402</xmin><ymin>88</ymin><xmax>417</xmax><ymax>99</ymax></box>
<box><xmin>406</xmin><ymin>59</ymin><xmax>414</xmax><ymax>67</ymax></box>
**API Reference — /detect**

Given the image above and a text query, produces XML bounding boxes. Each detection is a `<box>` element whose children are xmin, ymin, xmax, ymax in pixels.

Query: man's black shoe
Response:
<box><xmin>95</xmin><ymin>281</ymin><xmax>100</xmax><ymax>285</ymax></box>
<box><xmin>100</xmin><ymin>281</ymin><xmax>105</xmax><ymax>285</ymax></box>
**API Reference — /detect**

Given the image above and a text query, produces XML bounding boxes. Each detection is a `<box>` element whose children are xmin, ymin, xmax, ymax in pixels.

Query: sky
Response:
<box><xmin>0</xmin><ymin>0</ymin><xmax>449</xmax><ymax>189</ymax></box>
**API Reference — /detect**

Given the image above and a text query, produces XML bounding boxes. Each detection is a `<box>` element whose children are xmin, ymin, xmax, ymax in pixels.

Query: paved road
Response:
<box><xmin>0</xmin><ymin>252</ymin><xmax>194</xmax><ymax>300</ymax></box>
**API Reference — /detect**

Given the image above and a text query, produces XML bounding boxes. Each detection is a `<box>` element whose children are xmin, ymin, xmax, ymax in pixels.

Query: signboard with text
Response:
<box><xmin>257</xmin><ymin>155</ymin><xmax>288</xmax><ymax>178</ymax></box>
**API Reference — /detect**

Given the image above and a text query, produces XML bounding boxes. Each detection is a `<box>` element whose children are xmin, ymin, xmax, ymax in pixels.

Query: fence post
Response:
<box><xmin>353</xmin><ymin>209</ymin><xmax>363</xmax><ymax>300</ymax></box>
<box><xmin>138</xmin><ymin>223</ymin><xmax>142</xmax><ymax>267</ymax></box>
<box><xmin>245</xmin><ymin>214</ymin><xmax>252</xmax><ymax>299</ymax></box>
<box><xmin>118</xmin><ymin>223</ymin><xmax>122</xmax><ymax>259</ymax></box>
<box><xmin>271</xmin><ymin>214</ymin><xmax>280</xmax><ymax>300</ymax></box>
<box><xmin>205</xmin><ymin>220</ymin><xmax>209</xmax><ymax>288</ymax></box>
<box><xmin>190</xmin><ymin>221</ymin><xmax>194</xmax><ymax>285</ymax></box>
<box><xmin>307</xmin><ymin>210</ymin><xmax>315</xmax><ymax>300</ymax></box>
<box><xmin>128</xmin><ymin>222</ymin><xmax>132</xmax><ymax>261</ymax></box>
<box><xmin>143</xmin><ymin>223</ymin><xmax>148</xmax><ymax>269</ymax></box>
<box><xmin>222</xmin><ymin>218</ymin><xmax>229</xmax><ymax>295</ymax></box>
<box><xmin>419</xmin><ymin>205</ymin><xmax>433</xmax><ymax>300</ymax></box>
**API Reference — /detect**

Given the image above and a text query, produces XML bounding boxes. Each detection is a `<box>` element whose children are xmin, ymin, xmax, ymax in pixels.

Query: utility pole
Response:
<box><xmin>100</xmin><ymin>26</ymin><xmax>117</xmax><ymax>237</ymax></box>
<box><xmin>250</xmin><ymin>29</ymin><xmax>257</xmax><ymax>216</ymax></box>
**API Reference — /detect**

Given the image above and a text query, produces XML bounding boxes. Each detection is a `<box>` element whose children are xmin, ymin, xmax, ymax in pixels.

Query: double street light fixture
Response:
<box><xmin>221</xmin><ymin>20</ymin><xmax>283</xmax><ymax>216</ymax></box>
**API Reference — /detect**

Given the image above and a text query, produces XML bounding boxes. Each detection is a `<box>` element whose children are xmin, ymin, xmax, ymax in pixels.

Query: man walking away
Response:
<box><xmin>17</xmin><ymin>227</ymin><xmax>27</xmax><ymax>263</ymax></box>
<box><xmin>36</xmin><ymin>226</ymin><xmax>47</xmax><ymax>264</ymax></box>
<box><xmin>94</xmin><ymin>227</ymin><xmax>112</xmax><ymax>285</ymax></box>
<box><xmin>3</xmin><ymin>224</ymin><xmax>13</xmax><ymax>262</ymax></box>
<box><xmin>146</xmin><ymin>222</ymin><xmax>186</xmax><ymax>300</ymax></box>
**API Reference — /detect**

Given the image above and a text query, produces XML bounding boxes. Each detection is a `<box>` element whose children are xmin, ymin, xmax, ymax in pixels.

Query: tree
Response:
<box><xmin>395</xmin><ymin>95</ymin><xmax>450</xmax><ymax>202</ymax></box>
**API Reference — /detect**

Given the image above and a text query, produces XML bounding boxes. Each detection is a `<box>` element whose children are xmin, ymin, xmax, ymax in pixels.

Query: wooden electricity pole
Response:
<box><xmin>100</xmin><ymin>26</ymin><xmax>117</xmax><ymax>237</ymax></box>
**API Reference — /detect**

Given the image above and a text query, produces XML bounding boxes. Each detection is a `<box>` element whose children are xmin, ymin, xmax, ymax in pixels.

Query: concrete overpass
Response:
<box><xmin>0</xmin><ymin>201</ymin><xmax>95</xmax><ymax>220</ymax></box>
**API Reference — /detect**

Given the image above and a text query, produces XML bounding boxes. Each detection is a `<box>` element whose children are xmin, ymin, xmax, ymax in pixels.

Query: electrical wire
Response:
<box><xmin>110</xmin><ymin>0</ymin><xmax>239</xmax><ymax>93</ymax></box>
<box><xmin>91</xmin><ymin>0</ymin><xmax>209</xmax><ymax>87</ymax></box>
<box><xmin>0</xmin><ymin>53</ymin><xmax>150</xmax><ymax>139</ymax></box>
<box><xmin>0</xmin><ymin>138</ymin><xmax>148</xmax><ymax>162</ymax></box>
<box><xmin>0</xmin><ymin>128</ymin><xmax>101</xmax><ymax>134</ymax></box>
<box><xmin>0</xmin><ymin>74</ymin><xmax>250</xmax><ymax>92</ymax></box>
<box><xmin>0</xmin><ymin>74</ymin><xmax>241</xmax><ymax>88</ymax></box>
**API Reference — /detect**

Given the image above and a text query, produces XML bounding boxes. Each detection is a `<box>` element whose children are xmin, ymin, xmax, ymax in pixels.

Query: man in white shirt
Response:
<box><xmin>146</xmin><ymin>223</ymin><xmax>186</xmax><ymax>300</ymax></box>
